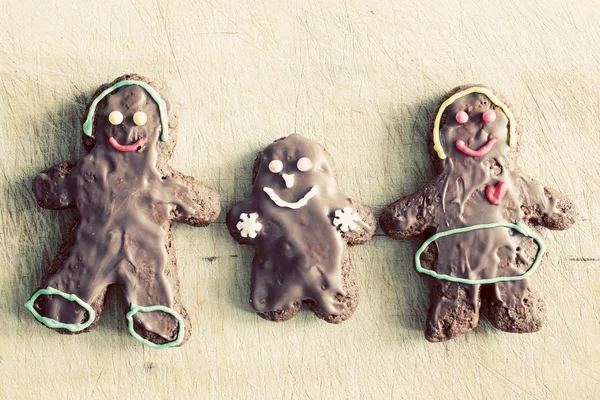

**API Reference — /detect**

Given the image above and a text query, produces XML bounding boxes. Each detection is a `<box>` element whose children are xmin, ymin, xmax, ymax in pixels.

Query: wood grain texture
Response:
<box><xmin>1</xmin><ymin>0</ymin><xmax>599</xmax><ymax>399</ymax></box>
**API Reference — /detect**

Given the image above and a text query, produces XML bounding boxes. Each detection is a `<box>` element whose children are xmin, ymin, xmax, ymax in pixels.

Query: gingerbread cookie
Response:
<box><xmin>25</xmin><ymin>74</ymin><xmax>220</xmax><ymax>348</ymax></box>
<box><xmin>227</xmin><ymin>134</ymin><xmax>375</xmax><ymax>323</ymax></box>
<box><xmin>380</xmin><ymin>85</ymin><xmax>576</xmax><ymax>342</ymax></box>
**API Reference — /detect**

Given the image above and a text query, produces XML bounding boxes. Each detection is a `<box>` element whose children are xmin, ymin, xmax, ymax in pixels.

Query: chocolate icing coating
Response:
<box><xmin>380</xmin><ymin>85</ymin><xmax>576</xmax><ymax>341</ymax></box>
<box><xmin>227</xmin><ymin>134</ymin><xmax>375</xmax><ymax>323</ymax></box>
<box><xmin>28</xmin><ymin>74</ymin><xmax>220</xmax><ymax>346</ymax></box>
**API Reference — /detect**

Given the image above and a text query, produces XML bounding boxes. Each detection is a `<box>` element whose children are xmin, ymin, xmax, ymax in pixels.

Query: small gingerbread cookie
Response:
<box><xmin>227</xmin><ymin>134</ymin><xmax>375</xmax><ymax>323</ymax></box>
<box><xmin>25</xmin><ymin>74</ymin><xmax>220</xmax><ymax>348</ymax></box>
<box><xmin>380</xmin><ymin>85</ymin><xmax>576</xmax><ymax>342</ymax></box>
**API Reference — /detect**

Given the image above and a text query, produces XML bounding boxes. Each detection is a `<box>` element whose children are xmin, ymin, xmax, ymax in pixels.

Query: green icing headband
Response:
<box><xmin>432</xmin><ymin>87</ymin><xmax>516</xmax><ymax>159</ymax></box>
<box><xmin>82</xmin><ymin>80</ymin><xmax>169</xmax><ymax>141</ymax></box>
<box><xmin>415</xmin><ymin>221</ymin><xmax>545</xmax><ymax>285</ymax></box>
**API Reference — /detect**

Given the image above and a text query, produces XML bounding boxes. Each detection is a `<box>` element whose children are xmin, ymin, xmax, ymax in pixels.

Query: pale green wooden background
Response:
<box><xmin>1</xmin><ymin>1</ymin><xmax>598</xmax><ymax>399</ymax></box>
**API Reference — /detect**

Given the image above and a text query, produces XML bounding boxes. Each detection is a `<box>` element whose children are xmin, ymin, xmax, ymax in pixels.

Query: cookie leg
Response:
<box><xmin>484</xmin><ymin>279</ymin><xmax>546</xmax><ymax>333</ymax></box>
<box><xmin>425</xmin><ymin>281</ymin><xmax>481</xmax><ymax>342</ymax></box>
<box><xmin>308</xmin><ymin>249</ymin><xmax>359</xmax><ymax>324</ymax></box>
<box><xmin>256</xmin><ymin>301</ymin><xmax>302</xmax><ymax>322</ymax></box>
<box><xmin>26</xmin><ymin>264</ymin><xmax>111</xmax><ymax>333</ymax></box>
<box><xmin>250</xmin><ymin>265</ymin><xmax>302</xmax><ymax>323</ymax></box>
<box><xmin>117</xmin><ymin>228</ymin><xmax>190</xmax><ymax>348</ymax></box>
<box><xmin>25</xmin><ymin>227</ymin><xmax>115</xmax><ymax>334</ymax></box>
<box><xmin>118</xmin><ymin>262</ymin><xmax>187</xmax><ymax>348</ymax></box>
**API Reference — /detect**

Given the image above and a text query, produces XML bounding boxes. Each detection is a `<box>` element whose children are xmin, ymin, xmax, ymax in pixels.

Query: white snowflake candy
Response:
<box><xmin>333</xmin><ymin>206</ymin><xmax>361</xmax><ymax>232</ymax></box>
<box><xmin>236</xmin><ymin>213</ymin><xmax>262</xmax><ymax>238</ymax></box>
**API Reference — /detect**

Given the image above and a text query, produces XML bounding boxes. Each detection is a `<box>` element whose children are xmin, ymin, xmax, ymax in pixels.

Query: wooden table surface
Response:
<box><xmin>1</xmin><ymin>1</ymin><xmax>599</xmax><ymax>399</ymax></box>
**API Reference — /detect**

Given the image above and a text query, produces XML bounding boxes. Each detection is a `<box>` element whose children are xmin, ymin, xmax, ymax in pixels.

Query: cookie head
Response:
<box><xmin>432</xmin><ymin>86</ymin><xmax>517</xmax><ymax>161</ymax></box>
<box><xmin>254</xmin><ymin>134</ymin><xmax>336</xmax><ymax>210</ymax></box>
<box><xmin>81</xmin><ymin>77</ymin><xmax>177</xmax><ymax>159</ymax></box>
<box><xmin>91</xmin><ymin>85</ymin><xmax>163</xmax><ymax>153</ymax></box>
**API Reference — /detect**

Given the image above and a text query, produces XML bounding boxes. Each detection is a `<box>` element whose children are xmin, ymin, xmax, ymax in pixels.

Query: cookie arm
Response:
<box><xmin>379</xmin><ymin>184</ymin><xmax>437</xmax><ymax>239</ymax></box>
<box><xmin>226</xmin><ymin>199</ymin><xmax>261</xmax><ymax>246</ymax></box>
<box><xmin>518</xmin><ymin>174</ymin><xmax>576</xmax><ymax>231</ymax></box>
<box><xmin>339</xmin><ymin>202</ymin><xmax>376</xmax><ymax>246</ymax></box>
<box><xmin>167</xmin><ymin>171</ymin><xmax>221</xmax><ymax>227</ymax></box>
<box><xmin>33</xmin><ymin>161</ymin><xmax>77</xmax><ymax>209</ymax></box>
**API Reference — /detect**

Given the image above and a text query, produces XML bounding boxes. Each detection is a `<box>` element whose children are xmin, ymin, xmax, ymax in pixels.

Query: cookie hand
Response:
<box><xmin>236</xmin><ymin>213</ymin><xmax>262</xmax><ymax>238</ymax></box>
<box><xmin>333</xmin><ymin>207</ymin><xmax>361</xmax><ymax>232</ymax></box>
<box><xmin>33</xmin><ymin>161</ymin><xmax>76</xmax><ymax>210</ymax></box>
<box><xmin>379</xmin><ymin>184</ymin><xmax>437</xmax><ymax>239</ymax></box>
<box><xmin>165</xmin><ymin>171</ymin><xmax>221</xmax><ymax>227</ymax></box>
<box><xmin>519</xmin><ymin>175</ymin><xmax>576</xmax><ymax>231</ymax></box>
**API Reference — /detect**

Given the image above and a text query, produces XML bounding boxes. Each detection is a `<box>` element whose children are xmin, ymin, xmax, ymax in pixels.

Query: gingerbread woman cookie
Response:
<box><xmin>25</xmin><ymin>74</ymin><xmax>220</xmax><ymax>348</ymax></box>
<box><xmin>380</xmin><ymin>85</ymin><xmax>576</xmax><ymax>342</ymax></box>
<box><xmin>227</xmin><ymin>134</ymin><xmax>375</xmax><ymax>323</ymax></box>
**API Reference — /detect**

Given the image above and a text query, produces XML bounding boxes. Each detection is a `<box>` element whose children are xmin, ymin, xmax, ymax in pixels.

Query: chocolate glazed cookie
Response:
<box><xmin>380</xmin><ymin>85</ymin><xmax>576</xmax><ymax>342</ymax></box>
<box><xmin>227</xmin><ymin>134</ymin><xmax>375</xmax><ymax>323</ymax></box>
<box><xmin>25</xmin><ymin>74</ymin><xmax>220</xmax><ymax>348</ymax></box>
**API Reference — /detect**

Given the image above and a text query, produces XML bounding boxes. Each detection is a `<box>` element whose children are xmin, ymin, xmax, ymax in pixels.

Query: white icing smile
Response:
<box><xmin>263</xmin><ymin>186</ymin><xmax>318</xmax><ymax>209</ymax></box>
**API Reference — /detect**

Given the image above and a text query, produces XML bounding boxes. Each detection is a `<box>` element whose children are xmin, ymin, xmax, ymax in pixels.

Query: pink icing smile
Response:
<box><xmin>108</xmin><ymin>137</ymin><xmax>148</xmax><ymax>152</ymax></box>
<box><xmin>455</xmin><ymin>137</ymin><xmax>499</xmax><ymax>157</ymax></box>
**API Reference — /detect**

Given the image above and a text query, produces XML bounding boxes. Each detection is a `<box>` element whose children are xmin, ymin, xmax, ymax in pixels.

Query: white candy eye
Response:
<box><xmin>108</xmin><ymin>111</ymin><xmax>124</xmax><ymax>125</ymax></box>
<box><xmin>133</xmin><ymin>111</ymin><xmax>147</xmax><ymax>126</ymax></box>
<box><xmin>297</xmin><ymin>157</ymin><xmax>312</xmax><ymax>172</ymax></box>
<box><xmin>268</xmin><ymin>159</ymin><xmax>283</xmax><ymax>173</ymax></box>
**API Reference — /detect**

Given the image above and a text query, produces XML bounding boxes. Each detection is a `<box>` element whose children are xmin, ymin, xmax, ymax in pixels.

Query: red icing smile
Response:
<box><xmin>108</xmin><ymin>137</ymin><xmax>147</xmax><ymax>152</ymax></box>
<box><xmin>455</xmin><ymin>137</ymin><xmax>499</xmax><ymax>157</ymax></box>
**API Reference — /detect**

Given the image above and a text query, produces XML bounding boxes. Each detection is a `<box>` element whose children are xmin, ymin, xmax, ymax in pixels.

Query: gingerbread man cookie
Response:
<box><xmin>380</xmin><ymin>85</ymin><xmax>576</xmax><ymax>342</ymax></box>
<box><xmin>25</xmin><ymin>74</ymin><xmax>220</xmax><ymax>348</ymax></box>
<box><xmin>227</xmin><ymin>134</ymin><xmax>375</xmax><ymax>323</ymax></box>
